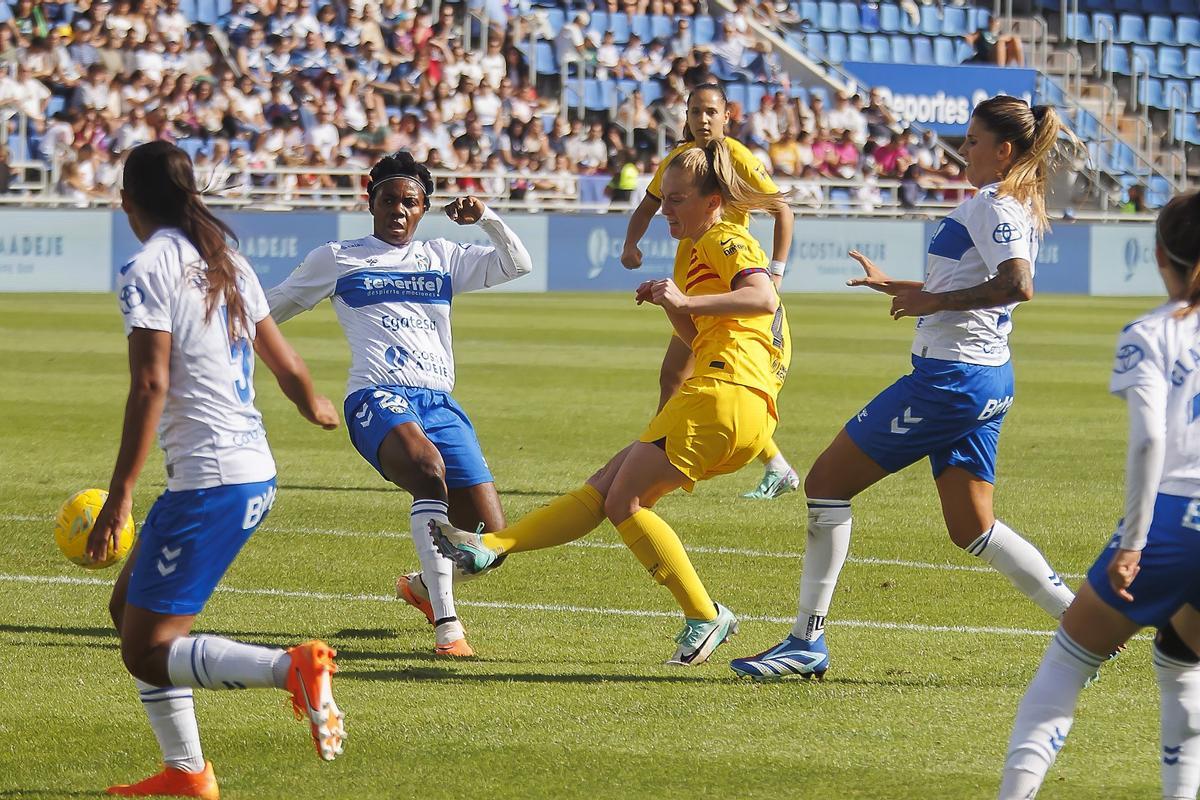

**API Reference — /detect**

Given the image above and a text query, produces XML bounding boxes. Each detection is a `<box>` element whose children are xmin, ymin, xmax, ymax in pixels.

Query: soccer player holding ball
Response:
<box><xmin>1000</xmin><ymin>193</ymin><xmax>1200</xmax><ymax>799</ymax></box>
<box><xmin>732</xmin><ymin>97</ymin><xmax>1081</xmax><ymax>680</ymax></box>
<box><xmin>431</xmin><ymin>140</ymin><xmax>790</xmax><ymax>666</ymax></box>
<box><xmin>267</xmin><ymin>151</ymin><xmax>533</xmax><ymax>657</ymax></box>
<box><xmin>621</xmin><ymin>82</ymin><xmax>801</xmax><ymax>500</ymax></box>
<box><xmin>93</xmin><ymin>141</ymin><xmax>344</xmax><ymax>798</ymax></box>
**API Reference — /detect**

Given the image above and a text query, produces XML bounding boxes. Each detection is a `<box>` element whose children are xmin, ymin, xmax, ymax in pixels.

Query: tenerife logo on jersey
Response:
<box><xmin>119</xmin><ymin>285</ymin><xmax>144</xmax><ymax>313</ymax></box>
<box><xmin>335</xmin><ymin>269</ymin><xmax>453</xmax><ymax>307</ymax></box>
<box><xmin>384</xmin><ymin>345</ymin><xmax>410</xmax><ymax>370</ymax></box>
<box><xmin>992</xmin><ymin>223</ymin><xmax>1020</xmax><ymax>244</ymax></box>
<box><xmin>1113</xmin><ymin>343</ymin><xmax>1144</xmax><ymax>374</ymax></box>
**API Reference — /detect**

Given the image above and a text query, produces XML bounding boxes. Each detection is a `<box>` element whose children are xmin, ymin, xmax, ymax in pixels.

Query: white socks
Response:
<box><xmin>136</xmin><ymin>678</ymin><xmax>204</xmax><ymax>773</ymax></box>
<box><xmin>1000</xmin><ymin>629</ymin><xmax>1102</xmax><ymax>799</ymax></box>
<box><xmin>166</xmin><ymin>635</ymin><xmax>289</xmax><ymax>690</ymax></box>
<box><xmin>1155</xmin><ymin>643</ymin><xmax>1200</xmax><ymax>799</ymax></box>
<box><xmin>765</xmin><ymin>451</ymin><xmax>792</xmax><ymax>474</ymax></box>
<box><xmin>410</xmin><ymin>499</ymin><xmax>458</xmax><ymax>624</ymax></box>
<box><xmin>967</xmin><ymin>520</ymin><xmax>1075</xmax><ymax>619</ymax></box>
<box><xmin>791</xmin><ymin>499</ymin><xmax>852</xmax><ymax>641</ymax></box>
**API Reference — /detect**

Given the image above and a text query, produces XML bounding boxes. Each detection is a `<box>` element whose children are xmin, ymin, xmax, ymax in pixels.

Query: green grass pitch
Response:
<box><xmin>0</xmin><ymin>290</ymin><xmax>1167</xmax><ymax>798</ymax></box>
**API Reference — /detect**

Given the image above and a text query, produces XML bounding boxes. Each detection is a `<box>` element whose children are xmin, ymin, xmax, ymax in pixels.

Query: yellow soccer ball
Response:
<box><xmin>54</xmin><ymin>489</ymin><xmax>135</xmax><ymax>569</ymax></box>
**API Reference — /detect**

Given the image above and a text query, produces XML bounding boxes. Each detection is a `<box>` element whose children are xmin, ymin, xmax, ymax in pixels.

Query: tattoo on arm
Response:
<box><xmin>932</xmin><ymin>259</ymin><xmax>1034</xmax><ymax>312</ymax></box>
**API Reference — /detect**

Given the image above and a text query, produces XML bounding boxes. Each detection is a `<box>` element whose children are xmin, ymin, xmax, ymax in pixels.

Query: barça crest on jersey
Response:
<box><xmin>1113</xmin><ymin>343</ymin><xmax>1144</xmax><ymax>374</ymax></box>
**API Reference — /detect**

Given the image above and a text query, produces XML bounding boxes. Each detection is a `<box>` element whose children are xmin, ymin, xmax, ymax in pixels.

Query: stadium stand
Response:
<box><xmin>0</xmin><ymin>0</ymin><xmax>1191</xmax><ymax>213</ymax></box>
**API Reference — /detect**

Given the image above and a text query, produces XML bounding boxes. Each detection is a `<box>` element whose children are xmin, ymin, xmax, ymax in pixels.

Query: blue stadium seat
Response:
<box><xmin>838</xmin><ymin>1</ymin><xmax>859</xmax><ymax>33</ymax></box>
<box><xmin>195</xmin><ymin>0</ymin><xmax>218</xmax><ymax>25</ymax></box>
<box><xmin>818</xmin><ymin>1</ymin><xmax>839</xmax><ymax>31</ymax></box>
<box><xmin>1091</xmin><ymin>12</ymin><xmax>1117</xmax><ymax>42</ymax></box>
<box><xmin>1139</xmin><ymin>76</ymin><xmax>1165</xmax><ymax>107</ymax></box>
<box><xmin>1179</xmin><ymin>17</ymin><xmax>1200</xmax><ymax>46</ymax></box>
<box><xmin>615</xmin><ymin>78</ymin><xmax>638</xmax><ymax>100</ymax></box>
<box><xmin>879</xmin><ymin>3</ymin><xmax>901</xmax><ymax>33</ymax></box>
<box><xmin>799</xmin><ymin>0</ymin><xmax>819</xmax><ymax>24</ymax></box>
<box><xmin>1064</xmin><ymin>13</ymin><xmax>1094</xmax><ymax>42</ymax></box>
<box><xmin>693</xmin><ymin>16</ymin><xmax>715</xmax><ymax>43</ymax></box>
<box><xmin>1158</xmin><ymin>46</ymin><xmax>1188</xmax><ymax>77</ymax></box>
<box><xmin>1102</xmin><ymin>44</ymin><xmax>1129</xmax><ymax>74</ymax></box>
<box><xmin>1113</xmin><ymin>0</ymin><xmax>1140</xmax><ymax>11</ymax></box>
<box><xmin>859</xmin><ymin>2</ymin><xmax>880</xmax><ymax>33</ymax></box>
<box><xmin>1193</xmin><ymin>79</ymin><xmax>1200</xmax><ymax>109</ymax></box>
<box><xmin>968</xmin><ymin>7</ymin><xmax>990</xmax><ymax>31</ymax></box>
<box><xmin>1174</xmin><ymin>111</ymin><xmax>1200</xmax><ymax>143</ymax></box>
<box><xmin>534</xmin><ymin>41</ymin><xmax>556</xmax><ymax>75</ymax></box>
<box><xmin>899</xmin><ymin>5</ymin><xmax>920</xmax><ymax>34</ymax></box>
<box><xmin>1075</xmin><ymin>108</ymin><xmax>1100</xmax><ymax>140</ymax></box>
<box><xmin>1131</xmin><ymin>45</ymin><xmax>1159</xmax><ymax>75</ymax></box>
<box><xmin>178</xmin><ymin>0</ymin><xmax>197</xmax><ymax>21</ymax></box>
<box><xmin>941</xmin><ymin>6</ymin><xmax>967</xmax><ymax>36</ymax></box>
<box><xmin>826</xmin><ymin>32</ymin><xmax>847</xmax><ymax>62</ymax></box>
<box><xmin>869</xmin><ymin>34</ymin><xmax>890</xmax><ymax>62</ymax></box>
<box><xmin>544</xmin><ymin>8</ymin><xmax>565</xmax><ymax>30</ymax></box>
<box><xmin>1163</xmin><ymin>78</ymin><xmax>1190</xmax><ymax>107</ymax></box>
<box><xmin>609</xmin><ymin>13</ymin><xmax>631</xmax><ymax>43</ymax></box>
<box><xmin>1147</xmin><ymin>176</ymin><xmax>1171</xmax><ymax>208</ymax></box>
<box><xmin>1187</xmin><ymin>47</ymin><xmax>1200</xmax><ymax>76</ymax></box>
<box><xmin>216</xmin><ymin>0</ymin><xmax>232</xmax><ymax>17</ymax></box>
<box><xmin>804</xmin><ymin>31</ymin><xmax>827</xmax><ymax>58</ymax></box>
<box><xmin>912</xmin><ymin>35</ymin><xmax>934</xmax><ymax>65</ymax></box>
<box><xmin>724</xmin><ymin>82</ymin><xmax>748</xmax><ymax>108</ymax></box>
<box><xmin>1168</xmin><ymin>0</ymin><xmax>1196</xmax><ymax>14</ymax></box>
<box><xmin>650</xmin><ymin>15</ymin><xmax>673</xmax><ymax>39</ymax></box>
<box><xmin>588</xmin><ymin>11</ymin><xmax>607</xmax><ymax>37</ymax></box>
<box><xmin>1115</xmin><ymin>13</ymin><xmax>1149</xmax><ymax>44</ymax></box>
<box><xmin>631</xmin><ymin>14</ymin><xmax>652</xmax><ymax>40</ymax></box>
<box><xmin>918</xmin><ymin>4</ymin><xmax>940</xmax><ymax>35</ymax></box>
<box><xmin>1147</xmin><ymin>15</ymin><xmax>1176</xmax><ymax>45</ymax></box>
<box><xmin>45</xmin><ymin>95</ymin><xmax>66</xmax><ymax>118</ymax></box>
<box><xmin>956</xmin><ymin>39</ymin><xmax>975</xmax><ymax>61</ymax></box>
<box><xmin>809</xmin><ymin>86</ymin><xmax>830</xmax><ymax>105</ymax></box>
<box><xmin>934</xmin><ymin>36</ymin><xmax>958</xmax><ymax>65</ymax></box>
<box><xmin>1141</xmin><ymin>0</ymin><xmax>1170</xmax><ymax>12</ymax></box>
<box><xmin>747</xmin><ymin>83</ymin><xmax>770</xmax><ymax>110</ymax></box>
<box><xmin>790</xmin><ymin>85</ymin><xmax>809</xmax><ymax>104</ymax></box>
<box><xmin>1038</xmin><ymin>75</ymin><xmax>1066</xmax><ymax>105</ymax></box>
<box><xmin>848</xmin><ymin>33</ymin><xmax>869</xmax><ymax>60</ymax></box>
<box><xmin>889</xmin><ymin>34</ymin><xmax>913</xmax><ymax>62</ymax></box>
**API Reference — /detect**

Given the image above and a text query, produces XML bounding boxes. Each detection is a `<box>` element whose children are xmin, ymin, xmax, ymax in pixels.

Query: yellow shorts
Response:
<box><xmin>640</xmin><ymin>376</ymin><xmax>777</xmax><ymax>491</ymax></box>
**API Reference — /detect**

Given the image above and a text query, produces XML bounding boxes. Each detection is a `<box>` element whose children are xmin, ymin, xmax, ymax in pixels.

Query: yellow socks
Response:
<box><xmin>758</xmin><ymin>437</ymin><xmax>781</xmax><ymax>464</ymax></box>
<box><xmin>481</xmin><ymin>485</ymin><xmax>605</xmax><ymax>555</ymax></box>
<box><xmin>616</xmin><ymin>509</ymin><xmax>717</xmax><ymax>621</ymax></box>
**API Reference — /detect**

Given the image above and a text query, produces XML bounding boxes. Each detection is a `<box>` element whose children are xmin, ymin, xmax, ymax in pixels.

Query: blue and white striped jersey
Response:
<box><xmin>913</xmin><ymin>184</ymin><xmax>1038</xmax><ymax>367</ymax></box>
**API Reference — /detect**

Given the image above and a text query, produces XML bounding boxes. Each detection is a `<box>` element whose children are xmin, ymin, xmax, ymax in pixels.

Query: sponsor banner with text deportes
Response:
<box><xmin>842</xmin><ymin>62</ymin><xmax>1036</xmax><ymax>135</ymax></box>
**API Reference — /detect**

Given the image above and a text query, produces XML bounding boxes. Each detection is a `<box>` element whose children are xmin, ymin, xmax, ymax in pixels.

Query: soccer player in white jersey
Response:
<box><xmin>88</xmin><ymin>141</ymin><xmax>345</xmax><ymax>799</ymax></box>
<box><xmin>999</xmin><ymin>193</ymin><xmax>1200</xmax><ymax>799</ymax></box>
<box><xmin>732</xmin><ymin>96</ymin><xmax>1082</xmax><ymax>680</ymax></box>
<box><xmin>267</xmin><ymin>151</ymin><xmax>532</xmax><ymax>656</ymax></box>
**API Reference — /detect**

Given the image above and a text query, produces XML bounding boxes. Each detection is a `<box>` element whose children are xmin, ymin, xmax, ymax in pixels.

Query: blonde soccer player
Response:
<box><xmin>430</xmin><ymin>139</ymin><xmax>790</xmax><ymax>665</ymax></box>
<box><xmin>622</xmin><ymin>81</ymin><xmax>800</xmax><ymax>500</ymax></box>
<box><xmin>90</xmin><ymin>141</ymin><xmax>344</xmax><ymax>799</ymax></box>
<box><xmin>999</xmin><ymin>193</ymin><xmax>1200</xmax><ymax>799</ymax></box>
<box><xmin>731</xmin><ymin>97</ymin><xmax>1081</xmax><ymax>680</ymax></box>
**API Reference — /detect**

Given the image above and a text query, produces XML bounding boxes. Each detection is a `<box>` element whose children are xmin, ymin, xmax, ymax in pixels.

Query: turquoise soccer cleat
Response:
<box><xmin>427</xmin><ymin>519</ymin><xmax>500</xmax><ymax>575</ymax></box>
<box><xmin>666</xmin><ymin>604</ymin><xmax>739</xmax><ymax>666</ymax></box>
<box><xmin>742</xmin><ymin>468</ymin><xmax>801</xmax><ymax>500</ymax></box>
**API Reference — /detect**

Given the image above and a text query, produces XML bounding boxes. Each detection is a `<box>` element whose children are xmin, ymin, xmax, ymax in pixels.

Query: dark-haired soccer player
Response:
<box><xmin>267</xmin><ymin>151</ymin><xmax>533</xmax><ymax>656</ymax></box>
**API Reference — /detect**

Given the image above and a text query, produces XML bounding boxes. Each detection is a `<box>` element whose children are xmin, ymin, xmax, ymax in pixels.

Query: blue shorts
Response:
<box><xmin>844</xmin><ymin>355</ymin><xmax>1015</xmax><ymax>483</ymax></box>
<box><xmin>127</xmin><ymin>479</ymin><xmax>277</xmax><ymax>616</ymax></box>
<box><xmin>1088</xmin><ymin>494</ymin><xmax>1200</xmax><ymax>627</ymax></box>
<box><xmin>344</xmin><ymin>385</ymin><xmax>494</xmax><ymax>489</ymax></box>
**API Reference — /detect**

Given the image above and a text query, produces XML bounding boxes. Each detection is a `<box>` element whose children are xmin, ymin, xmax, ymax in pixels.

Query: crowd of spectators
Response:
<box><xmin>0</xmin><ymin>0</ymin><xmax>966</xmax><ymax>208</ymax></box>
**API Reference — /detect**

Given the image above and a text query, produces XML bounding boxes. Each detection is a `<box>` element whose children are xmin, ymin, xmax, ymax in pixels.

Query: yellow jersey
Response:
<box><xmin>674</xmin><ymin>220</ymin><xmax>791</xmax><ymax>418</ymax></box>
<box><xmin>647</xmin><ymin>137</ymin><xmax>779</xmax><ymax>229</ymax></box>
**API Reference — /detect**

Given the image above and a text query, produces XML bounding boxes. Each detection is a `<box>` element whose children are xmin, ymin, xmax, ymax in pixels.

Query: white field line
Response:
<box><xmin>0</xmin><ymin>571</ymin><xmax>1056</xmax><ymax>638</ymax></box>
<box><xmin>1</xmin><ymin>512</ymin><xmax>1088</xmax><ymax>580</ymax></box>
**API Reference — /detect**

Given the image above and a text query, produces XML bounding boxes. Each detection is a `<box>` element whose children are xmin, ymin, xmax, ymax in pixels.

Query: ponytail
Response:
<box><xmin>1156</xmin><ymin>192</ymin><xmax>1200</xmax><ymax>317</ymax></box>
<box><xmin>122</xmin><ymin>141</ymin><xmax>248</xmax><ymax>340</ymax></box>
<box><xmin>972</xmin><ymin>96</ymin><xmax>1082</xmax><ymax>234</ymax></box>
<box><xmin>667</xmin><ymin>139</ymin><xmax>789</xmax><ymax>215</ymax></box>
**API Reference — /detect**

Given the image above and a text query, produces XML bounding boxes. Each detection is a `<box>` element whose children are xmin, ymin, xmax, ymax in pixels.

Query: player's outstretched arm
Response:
<box><xmin>891</xmin><ymin>257</ymin><xmax>1034</xmax><ymax>319</ymax></box>
<box><xmin>845</xmin><ymin>249</ymin><xmax>924</xmax><ymax>295</ymax></box>
<box><xmin>266</xmin><ymin>245</ymin><xmax>339</xmax><ymax>324</ymax></box>
<box><xmin>88</xmin><ymin>328</ymin><xmax>171</xmax><ymax>564</ymax></box>
<box><xmin>621</xmin><ymin>193</ymin><xmax>662</xmax><ymax>270</ymax></box>
<box><xmin>444</xmin><ymin>196</ymin><xmax>533</xmax><ymax>287</ymax></box>
<box><xmin>254</xmin><ymin>315</ymin><xmax>340</xmax><ymax>430</ymax></box>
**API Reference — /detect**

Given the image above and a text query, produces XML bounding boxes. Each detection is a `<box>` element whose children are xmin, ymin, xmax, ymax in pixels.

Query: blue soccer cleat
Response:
<box><xmin>729</xmin><ymin>633</ymin><xmax>830</xmax><ymax>680</ymax></box>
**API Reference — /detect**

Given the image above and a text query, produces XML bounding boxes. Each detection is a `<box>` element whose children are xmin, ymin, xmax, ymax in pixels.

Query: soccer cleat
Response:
<box><xmin>106</xmin><ymin>761</ymin><xmax>219</xmax><ymax>799</ymax></box>
<box><xmin>434</xmin><ymin>619</ymin><xmax>475</xmax><ymax>657</ymax></box>
<box><xmin>285</xmin><ymin>641</ymin><xmax>346</xmax><ymax>761</ymax></box>
<box><xmin>428</xmin><ymin>519</ymin><xmax>500</xmax><ymax>575</ymax></box>
<box><xmin>396</xmin><ymin>572</ymin><xmax>436</xmax><ymax>625</ymax></box>
<box><xmin>729</xmin><ymin>633</ymin><xmax>830</xmax><ymax>680</ymax></box>
<box><xmin>666</xmin><ymin>604</ymin><xmax>739</xmax><ymax>666</ymax></box>
<box><xmin>742</xmin><ymin>468</ymin><xmax>801</xmax><ymax>500</ymax></box>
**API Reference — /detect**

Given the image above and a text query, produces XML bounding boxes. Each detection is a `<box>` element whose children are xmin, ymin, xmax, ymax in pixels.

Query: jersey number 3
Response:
<box><xmin>222</xmin><ymin>307</ymin><xmax>254</xmax><ymax>406</ymax></box>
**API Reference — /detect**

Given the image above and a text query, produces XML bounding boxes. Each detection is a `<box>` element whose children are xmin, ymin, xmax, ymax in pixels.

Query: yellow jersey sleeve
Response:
<box><xmin>695</xmin><ymin>225</ymin><xmax>770</xmax><ymax>292</ymax></box>
<box><xmin>646</xmin><ymin>142</ymin><xmax>689</xmax><ymax>200</ymax></box>
<box><xmin>726</xmin><ymin>137</ymin><xmax>779</xmax><ymax>196</ymax></box>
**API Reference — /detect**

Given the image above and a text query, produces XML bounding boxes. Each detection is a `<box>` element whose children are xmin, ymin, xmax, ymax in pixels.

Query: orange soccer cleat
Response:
<box><xmin>285</xmin><ymin>640</ymin><xmax>346</xmax><ymax>762</ymax></box>
<box><xmin>395</xmin><ymin>572</ymin><xmax>436</xmax><ymax>625</ymax></box>
<box><xmin>106</xmin><ymin>761</ymin><xmax>219</xmax><ymax>799</ymax></box>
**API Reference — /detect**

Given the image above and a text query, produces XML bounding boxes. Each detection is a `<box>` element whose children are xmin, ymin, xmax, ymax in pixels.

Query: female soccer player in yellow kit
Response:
<box><xmin>432</xmin><ymin>139</ymin><xmax>790</xmax><ymax>666</ymax></box>
<box><xmin>622</xmin><ymin>82</ymin><xmax>799</xmax><ymax>500</ymax></box>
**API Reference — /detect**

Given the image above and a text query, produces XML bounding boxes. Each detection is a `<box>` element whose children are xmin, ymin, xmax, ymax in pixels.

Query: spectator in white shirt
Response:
<box><xmin>157</xmin><ymin>0</ymin><xmax>190</xmax><ymax>44</ymax></box>
<box><xmin>479</xmin><ymin>38</ymin><xmax>506</xmax><ymax>88</ymax></box>
<box><xmin>555</xmin><ymin>13</ymin><xmax>593</xmax><ymax>73</ymax></box>
<box><xmin>826</xmin><ymin>91</ymin><xmax>868</xmax><ymax>146</ymax></box>
<box><xmin>0</xmin><ymin>64</ymin><xmax>51</xmax><ymax>131</ymax></box>
<box><xmin>566</xmin><ymin>120</ymin><xmax>607</xmax><ymax>174</ymax></box>
<box><xmin>115</xmin><ymin>105</ymin><xmax>153</xmax><ymax>151</ymax></box>
<box><xmin>746</xmin><ymin>94</ymin><xmax>781</xmax><ymax>148</ymax></box>
<box><xmin>470</xmin><ymin>81</ymin><xmax>502</xmax><ymax>131</ymax></box>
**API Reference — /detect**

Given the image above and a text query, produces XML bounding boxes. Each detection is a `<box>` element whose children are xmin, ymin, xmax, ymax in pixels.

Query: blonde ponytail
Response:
<box><xmin>972</xmin><ymin>97</ymin><xmax>1082</xmax><ymax>233</ymax></box>
<box><xmin>667</xmin><ymin>139</ymin><xmax>789</xmax><ymax>215</ymax></box>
